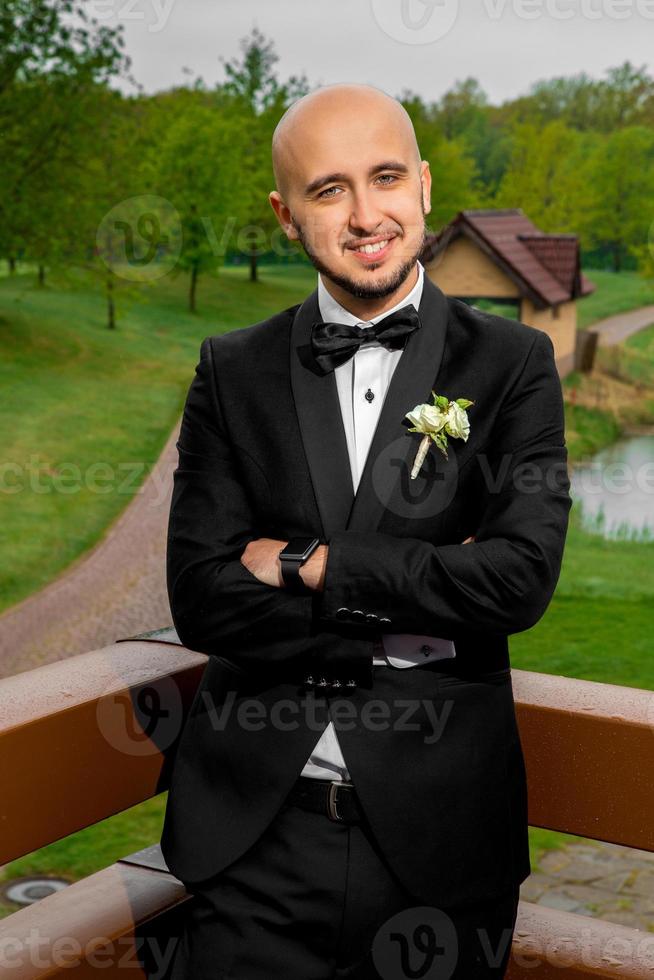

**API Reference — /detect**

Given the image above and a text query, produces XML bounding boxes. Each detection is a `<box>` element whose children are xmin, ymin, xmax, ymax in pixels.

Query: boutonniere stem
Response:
<box><xmin>405</xmin><ymin>391</ymin><xmax>474</xmax><ymax>480</ymax></box>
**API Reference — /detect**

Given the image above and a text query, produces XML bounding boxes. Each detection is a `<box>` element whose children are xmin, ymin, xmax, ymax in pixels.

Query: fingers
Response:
<box><xmin>462</xmin><ymin>535</ymin><xmax>476</xmax><ymax>544</ymax></box>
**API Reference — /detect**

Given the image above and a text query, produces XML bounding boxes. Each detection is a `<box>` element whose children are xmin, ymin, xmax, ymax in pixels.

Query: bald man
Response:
<box><xmin>161</xmin><ymin>83</ymin><xmax>571</xmax><ymax>979</ymax></box>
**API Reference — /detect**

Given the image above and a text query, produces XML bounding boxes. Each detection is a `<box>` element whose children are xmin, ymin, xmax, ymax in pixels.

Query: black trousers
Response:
<box><xmin>165</xmin><ymin>790</ymin><xmax>520</xmax><ymax>979</ymax></box>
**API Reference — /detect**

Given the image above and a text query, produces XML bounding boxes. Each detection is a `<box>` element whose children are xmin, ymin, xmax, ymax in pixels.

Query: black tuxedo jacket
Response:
<box><xmin>160</xmin><ymin>273</ymin><xmax>572</xmax><ymax>908</ymax></box>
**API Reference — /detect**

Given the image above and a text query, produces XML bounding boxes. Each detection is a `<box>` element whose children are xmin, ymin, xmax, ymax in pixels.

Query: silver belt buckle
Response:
<box><xmin>327</xmin><ymin>780</ymin><xmax>354</xmax><ymax>822</ymax></box>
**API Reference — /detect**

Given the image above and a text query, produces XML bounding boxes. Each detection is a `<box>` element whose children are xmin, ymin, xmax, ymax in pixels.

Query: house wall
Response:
<box><xmin>424</xmin><ymin>236</ymin><xmax>577</xmax><ymax>379</ymax></box>
<box><xmin>520</xmin><ymin>298</ymin><xmax>577</xmax><ymax>379</ymax></box>
<box><xmin>424</xmin><ymin>237</ymin><xmax>519</xmax><ymax>298</ymax></box>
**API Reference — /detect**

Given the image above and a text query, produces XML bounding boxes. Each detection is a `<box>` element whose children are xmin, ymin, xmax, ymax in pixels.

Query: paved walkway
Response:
<box><xmin>0</xmin><ymin>420</ymin><xmax>180</xmax><ymax>680</ymax></box>
<box><xmin>520</xmin><ymin>840</ymin><xmax>654</xmax><ymax>929</ymax></box>
<box><xmin>588</xmin><ymin>305</ymin><xmax>654</xmax><ymax>346</ymax></box>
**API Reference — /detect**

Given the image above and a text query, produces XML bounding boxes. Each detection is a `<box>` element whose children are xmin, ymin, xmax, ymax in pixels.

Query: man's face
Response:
<box><xmin>271</xmin><ymin>111</ymin><xmax>431</xmax><ymax>301</ymax></box>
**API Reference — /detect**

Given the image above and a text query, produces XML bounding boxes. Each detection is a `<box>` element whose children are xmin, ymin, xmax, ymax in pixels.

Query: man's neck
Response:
<box><xmin>319</xmin><ymin>263</ymin><xmax>420</xmax><ymax>321</ymax></box>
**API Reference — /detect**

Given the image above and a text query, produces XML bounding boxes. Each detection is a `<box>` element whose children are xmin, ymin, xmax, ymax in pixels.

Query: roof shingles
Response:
<box><xmin>422</xmin><ymin>209</ymin><xmax>595</xmax><ymax>306</ymax></box>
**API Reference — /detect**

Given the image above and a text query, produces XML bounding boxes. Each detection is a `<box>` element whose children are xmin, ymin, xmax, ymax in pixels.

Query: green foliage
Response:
<box><xmin>563</xmin><ymin>403</ymin><xmax>622</xmax><ymax>460</ymax></box>
<box><xmin>501</xmin><ymin>60</ymin><xmax>654</xmax><ymax>132</ymax></box>
<box><xmin>495</xmin><ymin>120</ymin><xmax>598</xmax><ymax>232</ymax></box>
<box><xmin>580</xmin><ymin>126</ymin><xmax>654</xmax><ymax>271</ymax></box>
<box><xmin>575</xmin><ymin>270</ymin><xmax>654</xmax><ymax>327</ymax></box>
<box><xmin>0</xmin><ymin>263</ymin><xmax>316</xmax><ymax>614</ymax></box>
<box><xmin>0</xmin><ymin>0</ymin><xmax>132</xmax><ymax>281</ymax></box>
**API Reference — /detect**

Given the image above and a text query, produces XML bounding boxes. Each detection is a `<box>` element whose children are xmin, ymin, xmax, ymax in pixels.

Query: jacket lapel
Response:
<box><xmin>289</xmin><ymin>273</ymin><xmax>449</xmax><ymax>540</ymax></box>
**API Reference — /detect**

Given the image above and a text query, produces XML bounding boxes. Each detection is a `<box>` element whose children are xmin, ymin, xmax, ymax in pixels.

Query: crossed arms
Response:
<box><xmin>167</xmin><ymin>331</ymin><xmax>572</xmax><ymax>667</ymax></box>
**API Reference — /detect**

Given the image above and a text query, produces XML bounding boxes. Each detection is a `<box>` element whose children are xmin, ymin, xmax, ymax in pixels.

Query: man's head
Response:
<box><xmin>269</xmin><ymin>83</ymin><xmax>431</xmax><ymax>310</ymax></box>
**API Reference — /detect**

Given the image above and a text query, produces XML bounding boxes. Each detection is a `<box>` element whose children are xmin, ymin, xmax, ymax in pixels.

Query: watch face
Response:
<box><xmin>281</xmin><ymin>536</ymin><xmax>319</xmax><ymax>561</ymax></box>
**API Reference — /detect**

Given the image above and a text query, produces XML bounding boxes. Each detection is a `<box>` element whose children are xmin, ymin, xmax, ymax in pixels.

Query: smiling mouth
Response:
<box><xmin>347</xmin><ymin>235</ymin><xmax>397</xmax><ymax>257</ymax></box>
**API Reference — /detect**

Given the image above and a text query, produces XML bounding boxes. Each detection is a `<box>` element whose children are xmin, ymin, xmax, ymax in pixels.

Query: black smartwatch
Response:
<box><xmin>278</xmin><ymin>536</ymin><xmax>320</xmax><ymax>595</ymax></box>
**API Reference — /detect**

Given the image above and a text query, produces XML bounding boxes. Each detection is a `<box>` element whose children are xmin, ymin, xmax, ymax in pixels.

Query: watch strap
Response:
<box><xmin>280</xmin><ymin>558</ymin><xmax>312</xmax><ymax>595</ymax></box>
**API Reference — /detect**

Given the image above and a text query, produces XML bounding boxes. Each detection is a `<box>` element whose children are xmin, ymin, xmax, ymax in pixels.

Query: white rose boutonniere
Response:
<box><xmin>405</xmin><ymin>391</ymin><xmax>474</xmax><ymax>479</ymax></box>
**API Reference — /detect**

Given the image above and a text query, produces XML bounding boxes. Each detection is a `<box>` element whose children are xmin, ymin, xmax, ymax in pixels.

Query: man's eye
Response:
<box><xmin>317</xmin><ymin>175</ymin><xmax>397</xmax><ymax>199</ymax></box>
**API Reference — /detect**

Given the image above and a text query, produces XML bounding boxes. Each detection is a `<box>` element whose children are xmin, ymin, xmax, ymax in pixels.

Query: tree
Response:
<box><xmin>218</xmin><ymin>28</ymin><xmax>309</xmax><ymax>281</ymax></box>
<box><xmin>499</xmin><ymin>61</ymin><xmax>654</xmax><ymax>133</ymax></box>
<box><xmin>495</xmin><ymin>120</ymin><xmax>596</xmax><ymax>232</ymax></box>
<box><xmin>400</xmin><ymin>92</ymin><xmax>479</xmax><ymax>228</ymax></box>
<box><xmin>0</xmin><ymin>0</ymin><xmax>132</xmax><ymax>276</ymax></box>
<box><xmin>152</xmin><ymin>98</ymin><xmax>247</xmax><ymax>312</ymax></box>
<box><xmin>581</xmin><ymin>126</ymin><xmax>654</xmax><ymax>272</ymax></box>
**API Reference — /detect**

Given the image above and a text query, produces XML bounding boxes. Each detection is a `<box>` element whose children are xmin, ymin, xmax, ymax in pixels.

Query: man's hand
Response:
<box><xmin>240</xmin><ymin>538</ymin><xmax>286</xmax><ymax>588</ymax></box>
<box><xmin>241</xmin><ymin>534</ymin><xmax>472</xmax><ymax>591</ymax></box>
<box><xmin>240</xmin><ymin>538</ymin><xmax>328</xmax><ymax>591</ymax></box>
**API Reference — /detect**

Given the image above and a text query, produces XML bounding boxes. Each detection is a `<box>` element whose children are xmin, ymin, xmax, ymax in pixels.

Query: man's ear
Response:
<box><xmin>268</xmin><ymin>191</ymin><xmax>300</xmax><ymax>241</ymax></box>
<box><xmin>420</xmin><ymin>161</ymin><xmax>432</xmax><ymax>216</ymax></box>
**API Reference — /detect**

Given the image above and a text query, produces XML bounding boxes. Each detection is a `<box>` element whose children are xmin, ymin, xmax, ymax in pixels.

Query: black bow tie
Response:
<box><xmin>311</xmin><ymin>304</ymin><xmax>421</xmax><ymax>373</ymax></box>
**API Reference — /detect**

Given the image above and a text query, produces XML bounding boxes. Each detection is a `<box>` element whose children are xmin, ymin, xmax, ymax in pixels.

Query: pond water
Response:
<box><xmin>569</xmin><ymin>434</ymin><xmax>654</xmax><ymax>541</ymax></box>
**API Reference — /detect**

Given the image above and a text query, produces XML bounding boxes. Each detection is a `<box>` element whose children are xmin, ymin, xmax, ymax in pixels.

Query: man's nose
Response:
<box><xmin>348</xmin><ymin>190</ymin><xmax>385</xmax><ymax>234</ymax></box>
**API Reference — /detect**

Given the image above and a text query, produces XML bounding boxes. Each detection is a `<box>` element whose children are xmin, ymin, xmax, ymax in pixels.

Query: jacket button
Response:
<box><xmin>379</xmin><ymin>616</ymin><xmax>392</xmax><ymax>626</ymax></box>
<box><xmin>336</xmin><ymin>607</ymin><xmax>350</xmax><ymax>619</ymax></box>
<box><xmin>420</xmin><ymin>644</ymin><xmax>433</xmax><ymax>656</ymax></box>
<box><xmin>350</xmin><ymin>609</ymin><xmax>366</xmax><ymax>622</ymax></box>
<box><xmin>365</xmin><ymin>613</ymin><xmax>378</xmax><ymax>623</ymax></box>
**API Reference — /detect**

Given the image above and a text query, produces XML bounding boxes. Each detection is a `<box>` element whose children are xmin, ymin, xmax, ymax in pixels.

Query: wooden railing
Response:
<box><xmin>0</xmin><ymin>628</ymin><xmax>653</xmax><ymax>978</ymax></box>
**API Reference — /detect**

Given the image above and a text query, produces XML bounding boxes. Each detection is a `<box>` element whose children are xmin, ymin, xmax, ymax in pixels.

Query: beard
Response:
<box><xmin>292</xmin><ymin>201</ymin><xmax>428</xmax><ymax>301</ymax></box>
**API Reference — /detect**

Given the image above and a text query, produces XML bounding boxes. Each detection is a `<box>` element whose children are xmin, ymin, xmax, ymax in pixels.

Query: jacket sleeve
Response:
<box><xmin>317</xmin><ymin>329</ymin><xmax>573</xmax><ymax>637</ymax></box>
<box><xmin>166</xmin><ymin>336</ymin><xmax>321</xmax><ymax>666</ymax></box>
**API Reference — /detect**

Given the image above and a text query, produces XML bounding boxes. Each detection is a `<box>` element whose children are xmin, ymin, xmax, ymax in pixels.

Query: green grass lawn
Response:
<box><xmin>575</xmin><ymin>269</ymin><xmax>654</xmax><ymax>328</ymax></box>
<box><xmin>599</xmin><ymin>322</ymin><xmax>654</xmax><ymax>388</ymax></box>
<box><xmin>0</xmin><ymin>262</ymin><xmax>316</xmax><ymax>614</ymax></box>
<box><xmin>1</xmin><ymin>263</ymin><xmax>653</xmax><ymax>913</ymax></box>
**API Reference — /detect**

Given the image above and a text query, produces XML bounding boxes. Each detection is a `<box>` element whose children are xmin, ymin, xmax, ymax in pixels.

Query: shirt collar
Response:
<box><xmin>317</xmin><ymin>260</ymin><xmax>424</xmax><ymax>326</ymax></box>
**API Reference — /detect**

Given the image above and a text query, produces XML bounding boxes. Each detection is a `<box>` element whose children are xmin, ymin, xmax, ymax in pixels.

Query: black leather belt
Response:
<box><xmin>285</xmin><ymin>776</ymin><xmax>364</xmax><ymax>824</ymax></box>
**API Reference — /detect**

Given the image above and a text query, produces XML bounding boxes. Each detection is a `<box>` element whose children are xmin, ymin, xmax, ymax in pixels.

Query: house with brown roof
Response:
<box><xmin>421</xmin><ymin>209</ymin><xmax>595</xmax><ymax>377</ymax></box>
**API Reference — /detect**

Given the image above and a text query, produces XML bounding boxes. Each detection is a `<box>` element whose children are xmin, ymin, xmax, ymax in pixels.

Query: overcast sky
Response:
<box><xmin>105</xmin><ymin>0</ymin><xmax>654</xmax><ymax>104</ymax></box>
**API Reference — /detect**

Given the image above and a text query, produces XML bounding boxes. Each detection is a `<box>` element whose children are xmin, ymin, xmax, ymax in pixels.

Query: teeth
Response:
<box><xmin>354</xmin><ymin>239</ymin><xmax>390</xmax><ymax>254</ymax></box>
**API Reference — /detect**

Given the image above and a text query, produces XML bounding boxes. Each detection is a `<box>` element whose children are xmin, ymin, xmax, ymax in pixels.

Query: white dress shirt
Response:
<box><xmin>300</xmin><ymin>260</ymin><xmax>456</xmax><ymax>782</ymax></box>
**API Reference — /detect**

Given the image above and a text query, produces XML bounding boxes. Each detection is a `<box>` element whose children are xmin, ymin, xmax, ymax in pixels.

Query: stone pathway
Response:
<box><xmin>520</xmin><ymin>840</ymin><xmax>654</xmax><ymax>930</ymax></box>
<box><xmin>587</xmin><ymin>305</ymin><xmax>654</xmax><ymax>346</ymax></box>
<box><xmin>0</xmin><ymin>420</ymin><xmax>180</xmax><ymax>680</ymax></box>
